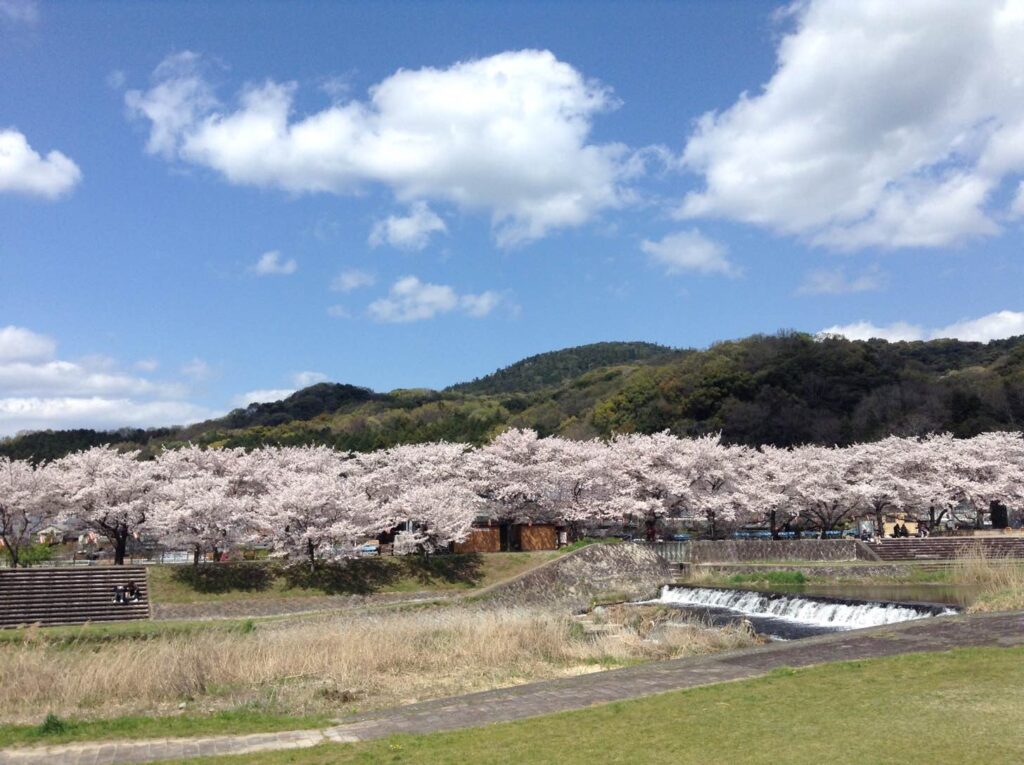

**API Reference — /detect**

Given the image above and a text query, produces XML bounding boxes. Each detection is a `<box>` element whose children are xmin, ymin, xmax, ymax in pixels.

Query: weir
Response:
<box><xmin>651</xmin><ymin>585</ymin><xmax>957</xmax><ymax>636</ymax></box>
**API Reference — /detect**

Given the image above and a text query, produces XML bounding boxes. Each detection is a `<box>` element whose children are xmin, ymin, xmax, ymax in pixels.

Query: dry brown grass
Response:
<box><xmin>951</xmin><ymin>545</ymin><xmax>1024</xmax><ymax>612</ymax></box>
<box><xmin>0</xmin><ymin>606</ymin><xmax>758</xmax><ymax>724</ymax></box>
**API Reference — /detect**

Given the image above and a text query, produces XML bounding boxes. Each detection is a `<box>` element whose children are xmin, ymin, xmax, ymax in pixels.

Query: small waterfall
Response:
<box><xmin>654</xmin><ymin>586</ymin><xmax>955</xmax><ymax>630</ymax></box>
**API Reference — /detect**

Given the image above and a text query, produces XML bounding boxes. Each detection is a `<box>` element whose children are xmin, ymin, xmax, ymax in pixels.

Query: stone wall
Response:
<box><xmin>478</xmin><ymin>543</ymin><xmax>671</xmax><ymax>612</ymax></box>
<box><xmin>687</xmin><ymin>562</ymin><xmax>911</xmax><ymax>580</ymax></box>
<box><xmin>676</xmin><ymin>539</ymin><xmax>879</xmax><ymax>563</ymax></box>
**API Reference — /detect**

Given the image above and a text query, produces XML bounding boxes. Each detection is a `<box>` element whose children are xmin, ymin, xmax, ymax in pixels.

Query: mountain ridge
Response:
<box><xmin>3</xmin><ymin>332</ymin><xmax>1024</xmax><ymax>461</ymax></box>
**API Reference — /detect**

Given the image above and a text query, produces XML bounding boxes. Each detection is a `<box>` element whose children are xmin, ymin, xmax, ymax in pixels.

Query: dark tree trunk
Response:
<box><xmin>193</xmin><ymin>546</ymin><xmax>201</xmax><ymax>566</ymax></box>
<box><xmin>114</xmin><ymin>532</ymin><xmax>127</xmax><ymax>566</ymax></box>
<box><xmin>770</xmin><ymin>510</ymin><xmax>780</xmax><ymax>540</ymax></box>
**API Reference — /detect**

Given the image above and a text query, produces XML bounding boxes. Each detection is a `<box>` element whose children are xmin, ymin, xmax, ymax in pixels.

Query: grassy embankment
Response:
<box><xmin>0</xmin><ymin>607</ymin><xmax>755</xmax><ymax>736</ymax></box>
<box><xmin>146</xmin><ymin>551</ymin><xmax>562</xmax><ymax>605</ymax></box>
<box><xmin>157</xmin><ymin>646</ymin><xmax>1024</xmax><ymax>765</ymax></box>
<box><xmin>951</xmin><ymin>549</ymin><xmax>1024</xmax><ymax>612</ymax></box>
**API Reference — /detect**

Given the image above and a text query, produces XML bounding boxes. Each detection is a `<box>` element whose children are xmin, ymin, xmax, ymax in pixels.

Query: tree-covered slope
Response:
<box><xmin>3</xmin><ymin>333</ymin><xmax>1024</xmax><ymax>461</ymax></box>
<box><xmin>446</xmin><ymin>341</ymin><xmax>676</xmax><ymax>394</ymax></box>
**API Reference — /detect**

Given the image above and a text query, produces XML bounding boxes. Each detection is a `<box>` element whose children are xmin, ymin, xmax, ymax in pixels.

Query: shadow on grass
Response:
<box><xmin>173</xmin><ymin>553</ymin><xmax>486</xmax><ymax>597</ymax></box>
<box><xmin>170</xmin><ymin>563</ymin><xmax>275</xmax><ymax>593</ymax></box>
<box><xmin>282</xmin><ymin>559</ymin><xmax>402</xmax><ymax>595</ymax></box>
<box><xmin>401</xmin><ymin>553</ymin><xmax>484</xmax><ymax>586</ymax></box>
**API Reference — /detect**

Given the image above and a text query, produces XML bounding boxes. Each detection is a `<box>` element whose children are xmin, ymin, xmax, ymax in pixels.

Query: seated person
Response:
<box><xmin>125</xmin><ymin>581</ymin><xmax>140</xmax><ymax>603</ymax></box>
<box><xmin>112</xmin><ymin>584</ymin><xmax>126</xmax><ymax>604</ymax></box>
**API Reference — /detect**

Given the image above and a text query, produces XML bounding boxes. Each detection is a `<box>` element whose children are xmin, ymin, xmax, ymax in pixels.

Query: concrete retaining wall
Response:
<box><xmin>478</xmin><ymin>543</ymin><xmax>671</xmax><ymax>611</ymax></box>
<box><xmin>659</xmin><ymin>539</ymin><xmax>879</xmax><ymax>563</ymax></box>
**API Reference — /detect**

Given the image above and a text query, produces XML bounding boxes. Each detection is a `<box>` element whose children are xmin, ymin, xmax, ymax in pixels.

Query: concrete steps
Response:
<box><xmin>0</xmin><ymin>566</ymin><xmax>150</xmax><ymax>628</ymax></box>
<box><xmin>864</xmin><ymin>538</ymin><xmax>1024</xmax><ymax>562</ymax></box>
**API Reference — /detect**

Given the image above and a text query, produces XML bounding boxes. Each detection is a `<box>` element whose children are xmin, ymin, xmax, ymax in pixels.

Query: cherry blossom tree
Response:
<box><xmin>356</xmin><ymin>442</ymin><xmax>481</xmax><ymax>554</ymax></box>
<box><xmin>149</xmin><ymin>446</ymin><xmax>258</xmax><ymax>565</ymax></box>
<box><xmin>787</xmin><ymin>444</ymin><xmax>868</xmax><ymax>535</ymax></box>
<box><xmin>468</xmin><ymin>429</ymin><xmax>563</xmax><ymax>548</ymax></box>
<box><xmin>54</xmin><ymin>446</ymin><xmax>157</xmax><ymax>565</ymax></box>
<box><xmin>600</xmin><ymin>431</ymin><xmax>696</xmax><ymax>540</ymax></box>
<box><xmin>253</xmin><ymin>446</ymin><xmax>377</xmax><ymax>568</ymax></box>
<box><xmin>0</xmin><ymin>457</ymin><xmax>59</xmax><ymax>567</ymax></box>
<box><xmin>749</xmin><ymin>445</ymin><xmax>799</xmax><ymax>538</ymax></box>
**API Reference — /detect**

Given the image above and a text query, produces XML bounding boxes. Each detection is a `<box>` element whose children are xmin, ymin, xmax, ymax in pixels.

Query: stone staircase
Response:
<box><xmin>864</xmin><ymin>537</ymin><xmax>1024</xmax><ymax>563</ymax></box>
<box><xmin>0</xmin><ymin>566</ymin><xmax>150</xmax><ymax>628</ymax></box>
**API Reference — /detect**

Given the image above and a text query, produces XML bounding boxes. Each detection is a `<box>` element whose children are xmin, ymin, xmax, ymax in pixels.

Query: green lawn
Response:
<box><xmin>0</xmin><ymin>710</ymin><xmax>329</xmax><ymax>749</ymax></box>
<box><xmin>146</xmin><ymin>552</ymin><xmax>562</xmax><ymax>605</ymax></box>
<box><xmin>168</xmin><ymin>646</ymin><xmax>1024</xmax><ymax>765</ymax></box>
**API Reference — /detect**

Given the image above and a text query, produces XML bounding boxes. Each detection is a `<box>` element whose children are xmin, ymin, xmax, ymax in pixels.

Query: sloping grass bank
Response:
<box><xmin>147</xmin><ymin>552</ymin><xmax>562</xmax><ymax>605</ymax></box>
<box><xmin>177</xmin><ymin>646</ymin><xmax>1024</xmax><ymax>765</ymax></box>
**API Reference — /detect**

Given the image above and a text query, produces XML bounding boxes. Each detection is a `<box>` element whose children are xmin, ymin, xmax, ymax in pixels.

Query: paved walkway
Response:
<box><xmin>2</xmin><ymin>610</ymin><xmax>1022</xmax><ymax>765</ymax></box>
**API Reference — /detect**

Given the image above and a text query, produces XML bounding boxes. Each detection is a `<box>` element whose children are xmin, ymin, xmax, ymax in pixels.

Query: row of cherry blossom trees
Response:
<box><xmin>2</xmin><ymin>430</ymin><xmax>1023</xmax><ymax>567</ymax></box>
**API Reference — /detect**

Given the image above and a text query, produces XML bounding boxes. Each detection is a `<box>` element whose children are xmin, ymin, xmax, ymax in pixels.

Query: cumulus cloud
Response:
<box><xmin>370</xmin><ymin>201</ymin><xmax>447</xmax><ymax>250</ymax></box>
<box><xmin>679</xmin><ymin>0</ymin><xmax>1024</xmax><ymax>249</ymax></box>
<box><xmin>797</xmin><ymin>266</ymin><xmax>885</xmax><ymax>295</ymax></box>
<box><xmin>0</xmin><ymin>325</ymin><xmax>56</xmax><ymax>362</ymax></box>
<box><xmin>820</xmin><ymin>310</ymin><xmax>1024</xmax><ymax>343</ymax></box>
<box><xmin>231</xmin><ymin>371</ymin><xmax>328</xmax><ymax>408</ymax></box>
<box><xmin>0</xmin><ymin>129</ymin><xmax>82</xmax><ymax>199</ymax></box>
<box><xmin>251</xmin><ymin>250</ymin><xmax>297</xmax><ymax>276</ymax></box>
<box><xmin>641</xmin><ymin>229</ymin><xmax>739</xmax><ymax>277</ymax></box>
<box><xmin>0</xmin><ymin>327</ymin><xmax>210</xmax><ymax>436</ymax></box>
<box><xmin>230</xmin><ymin>388</ymin><xmax>295</xmax><ymax>408</ymax></box>
<box><xmin>330</xmin><ymin>269</ymin><xmax>375</xmax><ymax>293</ymax></box>
<box><xmin>368</xmin><ymin>276</ymin><xmax>502</xmax><ymax>323</ymax></box>
<box><xmin>127</xmin><ymin>49</ymin><xmax>633</xmax><ymax>245</ymax></box>
<box><xmin>0</xmin><ymin>398</ymin><xmax>211</xmax><ymax>437</ymax></box>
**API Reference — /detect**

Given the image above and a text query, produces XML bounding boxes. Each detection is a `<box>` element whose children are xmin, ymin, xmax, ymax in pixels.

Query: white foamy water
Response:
<box><xmin>653</xmin><ymin>586</ymin><xmax>955</xmax><ymax>630</ymax></box>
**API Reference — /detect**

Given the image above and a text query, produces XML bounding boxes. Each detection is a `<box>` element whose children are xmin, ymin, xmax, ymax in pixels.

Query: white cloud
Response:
<box><xmin>0</xmin><ymin>398</ymin><xmax>211</xmax><ymax>436</ymax></box>
<box><xmin>135</xmin><ymin>358</ymin><xmax>160</xmax><ymax>372</ymax></box>
<box><xmin>679</xmin><ymin>0</ymin><xmax>1024</xmax><ymax>250</ymax></box>
<box><xmin>0</xmin><ymin>326</ymin><xmax>56</xmax><ymax>362</ymax></box>
<box><xmin>127</xmin><ymin>49</ymin><xmax>633</xmax><ymax>246</ymax></box>
<box><xmin>820</xmin><ymin>310</ymin><xmax>1024</xmax><ymax>343</ymax></box>
<box><xmin>330</xmin><ymin>269</ymin><xmax>375</xmax><ymax>293</ymax></box>
<box><xmin>291</xmin><ymin>370</ymin><xmax>327</xmax><ymax>387</ymax></box>
<box><xmin>326</xmin><ymin>304</ymin><xmax>351</xmax><ymax>319</ymax></box>
<box><xmin>231</xmin><ymin>388</ymin><xmax>295</xmax><ymax>408</ymax></box>
<box><xmin>0</xmin><ymin>327</ymin><xmax>210</xmax><ymax>436</ymax></box>
<box><xmin>0</xmin><ymin>360</ymin><xmax>185</xmax><ymax>398</ymax></box>
<box><xmin>126</xmin><ymin>51</ymin><xmax>217</xmax><ymax>158</ymax></box>
<box><xmin>461</xmin><ymin>291</ymin><xmax>503</xmax><ymax>318</ymax></box>
<box><xmin>819</xmin><ymin>321</ymin><xmax>924</xmax><ymax>343</ymax></box>
<box><xmin>180</xmin><ymin>357</ymin><xmax>212</xmax><ymax>381</ymax></box>
<box><xmin>932</xmin><ymin>310</ymin><xmax>1024</xmax><ymax>342</ymax></box>
<box><xmin>0</xmin><ymin>0</ymin><xmax>38</xmax><ymax>24</ymax></box>
<box><xmin>252</xmin><ymin>250</ymin><xmax>297</xmax><ymax>276</ymax></box>
<box><xmin>797</xmin><ymin>266</ymin><xmax>885</xmax><ymax>295</ymax></box>
<box><xmin>0</xmin><ymin>129</ymin><xmax>81</xmax><ymax>199</ymax></box>
<box><xmin>368</xmin><ymin>276</ymin><xmax>502</xmax><ymax>323</ymax></box>
<box><xmin>641</xmin><ymin>229</ymin><xmax>739</xmax><ymax>277</ymax></box>
<box><xmin>370</xmin><ymin>201</ymin><xmax>447</xmax><ymax>250</ymax></box>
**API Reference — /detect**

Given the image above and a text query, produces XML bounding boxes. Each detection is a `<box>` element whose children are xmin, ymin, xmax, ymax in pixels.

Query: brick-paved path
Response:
<box><xmin>2</xmin><ymin>610</ymin><xmax>1021</xmax><ymax>765</ymax></box>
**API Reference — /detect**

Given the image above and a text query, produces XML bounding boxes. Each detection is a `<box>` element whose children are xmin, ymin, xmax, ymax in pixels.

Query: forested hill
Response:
<box><xmin>3</xmin><ymin>332</ymin><xmax>1024</xmax><ymax>461</ymax></box>
<box><xmin>447</xmin><ymin>341</ymin><xmax>676</xmax><ymax>394</ymax></box>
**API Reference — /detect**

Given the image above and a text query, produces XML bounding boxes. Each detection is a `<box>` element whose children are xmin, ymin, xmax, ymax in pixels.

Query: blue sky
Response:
<box><xmin>2</xmin><ymin>0</ymin><xmax>1023</xmax><ymax>435</ymax></box>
